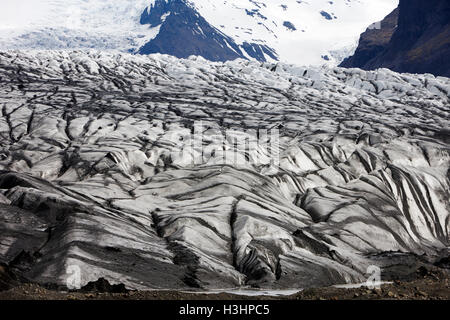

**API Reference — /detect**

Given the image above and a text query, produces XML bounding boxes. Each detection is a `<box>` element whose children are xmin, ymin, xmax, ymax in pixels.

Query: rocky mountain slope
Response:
<box><xmin>340</xmin><ymin>8</ymin><xmax>399</xmax><ymax>69</ymax></box>
<box><xmin>341</xmin><ymin>0</ymin><xmax>450</xmax><ymax>77</ymax></box>
<box><xmin>0</xmin><ymin>51</ymin><xmax>448</xmax><ymax>290</ymax></box>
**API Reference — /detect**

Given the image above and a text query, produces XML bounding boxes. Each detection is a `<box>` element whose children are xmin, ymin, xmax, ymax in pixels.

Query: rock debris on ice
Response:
<box><xmin>0</xmin><ymin>50</ymin><xmax>448</xmax><ymax>290</ymax></box>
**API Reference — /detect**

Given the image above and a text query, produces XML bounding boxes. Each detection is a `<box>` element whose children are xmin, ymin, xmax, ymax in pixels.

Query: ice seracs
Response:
<box><xmin>0</xmin><ymin>50</ymin><xmax>448</xmax><ymax>290</ymax></box>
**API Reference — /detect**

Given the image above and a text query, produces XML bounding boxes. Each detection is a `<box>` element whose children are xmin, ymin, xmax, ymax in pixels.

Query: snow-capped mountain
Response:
<box><xmin>0</xmin><ymin>0</ymin><xmax>398</xmax><ymax>65</ymax></box>
<box><xmin>138</xmin><ymin>0</ymin><xmax>278</xmax><ymax>62</ymax></box>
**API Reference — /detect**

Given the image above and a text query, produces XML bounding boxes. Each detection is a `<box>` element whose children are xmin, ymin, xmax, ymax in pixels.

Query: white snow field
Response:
<box><xmin>0</xmin><ymin>50</ymin><xmax>449</xmax><ymax>290</ymax></box>
<box><xmin>188</xmin><ymin>0</ymin><xmax>399</xmax><ymax>65</ymax></box>
<box><xmin>0</xmin><ymin>0</ymin><xmax>399</xmax><ymax>66</ymax></box>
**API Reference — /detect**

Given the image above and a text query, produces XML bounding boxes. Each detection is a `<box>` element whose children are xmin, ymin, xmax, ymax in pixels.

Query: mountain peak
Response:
<box><xmin>138</xmin><ymin>0</ymin><xmax>278</xmax><ymax>62</ymax></box>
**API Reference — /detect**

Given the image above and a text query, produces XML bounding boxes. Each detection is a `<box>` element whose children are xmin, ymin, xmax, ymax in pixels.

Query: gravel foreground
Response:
<box><xmin>1</xmin><ymin>266</ymin><xmax>448</xmax><ymax>300</ymax></box>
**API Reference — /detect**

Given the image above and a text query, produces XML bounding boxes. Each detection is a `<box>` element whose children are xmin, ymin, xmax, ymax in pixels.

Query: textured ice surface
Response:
<box><xmin>0</xmin><ymin>50</ymin><xmax>448</xmax><ymax>290</ymax></box>
<box><xmin>0</xmin><ymin>0</ymin><xmax>398</xmax><ymax>66</ymax></box>
<box><xmin>182</xmin><ymin>289</ymin><xmax>302</xmax><ymax>296</ymax></box>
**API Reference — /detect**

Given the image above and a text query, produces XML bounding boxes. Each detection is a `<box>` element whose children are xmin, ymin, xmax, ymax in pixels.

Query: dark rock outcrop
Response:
<box><xmin>340</xmin><ymin>8</ymin><xmax>399</xmax><ymax>69</ymax></box>
<box><xmin>0</xmin><ymin>263</ymin><xmax>28</xmax><ymax>292</ymax></box>
<box><xmin>80</xmin><ymin>278</ymin><xmax>128</xmax><ymax>294</ymax></box>
<box><xmin>138</xmin><ymin>0</ymin><xmax>278</xmax><ymax>62</ymax></box>
<box><xmin>341</xmin><ymin>0</ymin><xmax>450</xmax><ymax>77</ymax></box>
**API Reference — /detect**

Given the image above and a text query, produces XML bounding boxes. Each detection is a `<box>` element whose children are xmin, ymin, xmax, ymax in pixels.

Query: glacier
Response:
<box><xmin>0</xmin><ymin>0</ymin><xmax>399</xmax><ymax>66</ymax></box>
<box><xmin>0</xmin><ymin>50</ymin><xmax>448</xmax><ymax>290</ymax></box>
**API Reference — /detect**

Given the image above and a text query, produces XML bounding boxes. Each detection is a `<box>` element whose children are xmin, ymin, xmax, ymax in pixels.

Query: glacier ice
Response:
<box><xmin>0</xmin><ymin>50</ymin><xmax>448</xmax><ymax>290</ymax></box>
